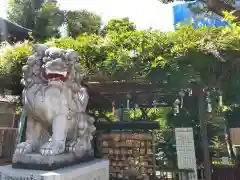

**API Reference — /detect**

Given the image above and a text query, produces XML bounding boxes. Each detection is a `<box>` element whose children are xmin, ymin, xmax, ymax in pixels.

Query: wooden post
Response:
<box><xmin>197</xmin><ymin>84</ymin><xmax>212</xmax><ymax>180</ymax></box>
<box><xmin>152</xmin><ymin>131</ymin><xmax>156</xmax><ymax>180</ymax></box>
<box><xmin>112</xmin><ymin>101</ymin><xmax>115</xmax><ymax>116</ymax></box>
<box><xmin>120</xmin><ymin>104</ymin><xmax>124</xmax><ymax>121</ymax></box>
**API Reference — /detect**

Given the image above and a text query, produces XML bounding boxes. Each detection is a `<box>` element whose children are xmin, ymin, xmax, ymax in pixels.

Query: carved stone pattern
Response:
<box><xmin>13</xmin><ymin>45</ymin><xmax>96</xmax><ymax>166</ymax></box>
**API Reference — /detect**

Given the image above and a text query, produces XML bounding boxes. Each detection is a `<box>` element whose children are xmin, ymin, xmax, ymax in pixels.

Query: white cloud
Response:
<box><xmin>0</xmin><ymin>0</ymin><xmax>8</xmax><ymax>18</ymax></box>
<box><xmin>58</xmin><ymin>0</ymin><xmax>174</xmax><ymax>31</ymax></box>
<box><xmin>0</xmin><ymin>0</ymin><xmax>175</xmax><ymax>31</ymax></box>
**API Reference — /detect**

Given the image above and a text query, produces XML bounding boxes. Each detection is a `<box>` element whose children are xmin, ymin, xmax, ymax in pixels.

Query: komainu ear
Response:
<box><xmin>33</xmin><ymin>44</ymin><xmax>48</xmax><ymax>57</ymax></box>
<box><xmin>65</xmin><ymin>49</ymin><xmax>79</xmax><ymax>63</ymax></box>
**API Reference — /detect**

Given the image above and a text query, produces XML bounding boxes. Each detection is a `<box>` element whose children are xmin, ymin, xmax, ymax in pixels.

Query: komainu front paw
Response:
<box><xmin>66</xmin><ymin>140</ymin><xmax>77</xmax><ymax>153</ymax></box>
<box><xmin>66</xmin><ymin>139</ymin><xmax>90</xmax><ymax>157</ymax></box>
<box><xmin>14</xmin><ymin>141</ymin><xmax>35</xmax><ymax>154</ymax></box>
<box><xmin>40</xmin><ymin>141</ymin><xmax>65</xmax><ymax>156</ymax></box>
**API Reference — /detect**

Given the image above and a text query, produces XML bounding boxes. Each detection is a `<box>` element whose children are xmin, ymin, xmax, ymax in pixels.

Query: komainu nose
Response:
<box><xmin>47</xmin><ymin>58</ymin><xmax>67</xmax><ymax>69</ymax></box>
<box><xmin>52</xmin><ymin>58</ymin><xmax>64</xmax><ymax>64</ymax></box>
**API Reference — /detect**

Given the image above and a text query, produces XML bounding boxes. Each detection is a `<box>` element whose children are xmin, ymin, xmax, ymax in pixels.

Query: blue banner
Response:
<box><xmin>173</xmin><ymin>1</ymin><xmax>228</xmax><ymax>29</ymax></box>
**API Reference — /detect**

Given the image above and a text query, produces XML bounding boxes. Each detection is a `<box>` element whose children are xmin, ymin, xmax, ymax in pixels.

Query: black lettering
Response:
<box><xmin>2</xmin><ymin>176</ymin><xmax>35</xmax><ymax>180</ymax></box>
<box><xmin>4</xmin><ymin>176</ymin><xmax>9</xmax><ymax>180</ymax></box>
<box><xmin>30</xmin><ymin>175</ymin><xmax>34</xmax><ymax>180</ymax></box>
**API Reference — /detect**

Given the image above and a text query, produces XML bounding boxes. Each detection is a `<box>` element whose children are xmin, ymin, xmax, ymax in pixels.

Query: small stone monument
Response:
<box><xmin>0</xmin><ymin>45</ymin><xmax>109</xmax><ymax>180</ymax></box>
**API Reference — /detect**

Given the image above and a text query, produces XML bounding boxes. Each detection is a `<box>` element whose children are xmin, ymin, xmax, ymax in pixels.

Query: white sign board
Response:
<box><xmin>175</xmin><ymin>128</ymin><xmax>197</xmax><ymax>180</ymax></box>
<box><xmin>0</xmin><ymin>159</ymin><xmax>109</xmax><ymax>180</ymax></box>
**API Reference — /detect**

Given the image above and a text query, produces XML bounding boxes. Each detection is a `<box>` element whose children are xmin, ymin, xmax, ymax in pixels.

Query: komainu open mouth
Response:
<box><xmin>45</xmin><ymin>69</ymin><xmax>68</xmax><ymax>82</ymax></box>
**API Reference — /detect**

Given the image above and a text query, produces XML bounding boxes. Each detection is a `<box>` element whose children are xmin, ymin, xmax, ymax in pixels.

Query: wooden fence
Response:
<box><xmin>0</xmin><ymin>128</ymin><xmax>17</xmax><ymax>163</ymax></box>
<box><xmin>212</xmin><ymin>166</ymin><xmax>240</xmax><ymax>180</ymax></box>
<box><xmin>0</xmin><ymin>123</ymin><xmax>240</xmax><ymax>180</ymax></box>
<box><xmin>155</xmin><ymin>166</ymin><xmax>240</xmax><ymax>180</ymax></box>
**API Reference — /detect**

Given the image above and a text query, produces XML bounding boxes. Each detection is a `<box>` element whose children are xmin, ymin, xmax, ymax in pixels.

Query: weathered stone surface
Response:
<box><xmin>12</xmin><ymin>152</ymin><xmax>94</xmax><ymax>170</ymax></box>
<box><xmin>0</xmin><ymin>159</ymin><xmax>109</xmax><ymax>180</ymax></box>
<box><xmin>13</xmin><ymin>45</ymin><xmax>96</xmax><ymax>169</ymax></box>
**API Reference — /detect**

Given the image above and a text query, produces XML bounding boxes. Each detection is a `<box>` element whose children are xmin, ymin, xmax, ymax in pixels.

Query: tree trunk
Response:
<box><xmin>198</xmin><ymin>84</ymin><xmax>212</xmax><ymax>180</ymax></box>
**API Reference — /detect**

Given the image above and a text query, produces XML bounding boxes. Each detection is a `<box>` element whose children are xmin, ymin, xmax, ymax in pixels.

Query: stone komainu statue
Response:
<box><xmin>15</xmin><ymin>44</ymin><xmax>95</xmax><ymax>157</ymax></box>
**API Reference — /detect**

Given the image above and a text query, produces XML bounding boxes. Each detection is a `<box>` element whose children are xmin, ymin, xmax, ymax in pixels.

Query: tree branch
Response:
<box><xmin>207</xmin><ymin>0</ymin><xmax>240</xmax><ymax>19</ymax></box>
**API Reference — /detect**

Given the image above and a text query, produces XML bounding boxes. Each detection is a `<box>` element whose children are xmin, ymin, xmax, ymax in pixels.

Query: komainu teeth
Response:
<box><xmin>46</xmin><ymin>69</ymin><xmax>67</xmax><ymax>77</ymax></box>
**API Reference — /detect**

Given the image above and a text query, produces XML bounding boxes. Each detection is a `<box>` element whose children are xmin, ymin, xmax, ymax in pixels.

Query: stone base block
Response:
<box><xmin>0</xmin><ymin>159</ymin><xmax>109</xmax><ymax>180</ymax></box>
<box><xmin>12</xmin><ymin>153</ymin><xmax>94</xmax><ymax>170</ymax></box>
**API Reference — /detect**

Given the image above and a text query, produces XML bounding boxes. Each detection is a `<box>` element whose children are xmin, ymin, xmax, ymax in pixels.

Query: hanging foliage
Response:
<box><xmin>0</xmin><ymin>13</ymin><xmax>240</xmax><ymax>97</ymax></box>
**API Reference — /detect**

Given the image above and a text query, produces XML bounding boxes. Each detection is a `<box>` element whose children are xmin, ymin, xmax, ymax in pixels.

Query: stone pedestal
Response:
<box><xmin>12</xmin><ymin>153</ymin><xmax>94</xmax><ymax>170</ymax></box>
<box><xmin>0</xmin><ymin>159</ymin><xmax>109</xmax><ymax>180</ymax></box>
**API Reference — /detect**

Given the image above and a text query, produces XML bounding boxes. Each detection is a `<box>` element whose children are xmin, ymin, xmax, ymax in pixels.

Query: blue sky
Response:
<box><xmin>0</xmin><ymin>0</ymin><xmax>175</xmax><ymax>31</ymax></box>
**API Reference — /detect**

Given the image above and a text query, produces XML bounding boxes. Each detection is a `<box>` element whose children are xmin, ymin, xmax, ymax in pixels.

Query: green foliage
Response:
<box><xmin>0</xmin><ymin>42</ymin><xmax>32</xmax><ymax>76</ymax></box>
<box><xmin>34</xmin><ymin>1</ymin><xmax>64</xmax><ymax>40</ymax></box>
<box><xmin>7</xmin><ymin>0</ymin><xmax>64</xmax><ymax>41</ymax></box>
<box><xmin>102</xmin><ymin>18</ymin><xmax>136</xmax><ymax>34</ymax></box>
<box><xmin>211</xmin><ymin>136</ymin><xmax>226</xmax><ymax>157</ymax></box>
<box><xmin>0</xmin><ymin>41</ymin><xmax>32</xmax><ymax>94</ymax></box>
<box><xmin>102</xmin><ymin>30</ymin><xmax>169</xmax><ymax>78</ymax></box>
<box><xmin>7</xmin><ymin>0</ymin><xmax>42</xmax><ymax>29</ymax></box>
<box><xmin>1</xmin><ymin>12</ymin><xmax>240</xmax><ymax>95</ymax></box>
<box><xmin>66</xmin><ymin>10</ymin><xmax>101</xmax><ymax>37</ymax></box>
<box><xmin>1</xmin><ymin>13</ymin><xmax>240</xmax><ymax>166</ymax></box>
<box><xmin>47</xmin><ymin>34</ymin><xmax>105</xmax><ymax>74</ymax></box>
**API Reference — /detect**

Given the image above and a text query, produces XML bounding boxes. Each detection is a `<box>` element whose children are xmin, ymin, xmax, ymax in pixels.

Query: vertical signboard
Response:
<box><xmin>175</xmin><ymin>128</ymin><xmax>197</xmax><ymax>180</ymax></box>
